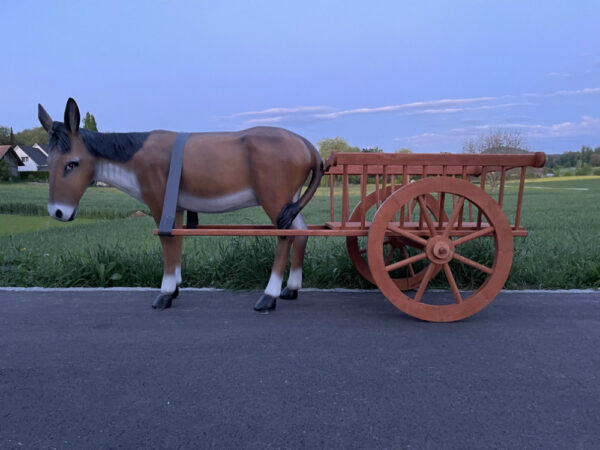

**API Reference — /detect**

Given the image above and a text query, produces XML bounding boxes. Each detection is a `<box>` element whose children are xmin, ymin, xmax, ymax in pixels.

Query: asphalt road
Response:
<box><xmin>1</xmin><ymin>289</ymin><xmax>599</xmax><ymax>449</ymax></box>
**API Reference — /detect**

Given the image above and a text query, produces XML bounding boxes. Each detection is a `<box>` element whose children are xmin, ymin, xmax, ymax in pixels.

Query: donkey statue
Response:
<box><xmin>38</xmin><ymin>98</ymin><xmax>323</xmax><ymax>312</ymax></box>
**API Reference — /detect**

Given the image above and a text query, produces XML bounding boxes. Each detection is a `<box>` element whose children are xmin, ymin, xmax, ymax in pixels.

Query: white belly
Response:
<box><xmin>178</xmin><ymin>188</ymin><xmax>259</xmax><ymax>213</ymax></box>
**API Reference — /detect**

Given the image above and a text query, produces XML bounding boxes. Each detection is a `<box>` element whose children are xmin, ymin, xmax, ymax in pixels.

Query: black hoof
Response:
<box><xmin>254</xmin><ymin>294</ymin><xmax>277</xmax><ymax>313</ymax></box>
<box><xmin>280</xmin><ymin>287</ymin><xmax>298</xmax><ymax>300</ymax></box>
<box><xmin>152</xmin><ymin>293</ymin><xmax>174</xmax><ymax>310</ymax></box>
<box><xmin>172</xmin><ymin>286</ymin><xmax>180</xmax><ymax>299</ymax></box>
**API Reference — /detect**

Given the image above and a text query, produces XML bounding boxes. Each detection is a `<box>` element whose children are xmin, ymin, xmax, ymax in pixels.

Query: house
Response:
<box><xmin>33</xmin><ymin>143</ymin><xmax>49</xmax><ymax>157</ymax></box>
<box><xmin>13</xmin><ymin>144</ymin><xmax>48</xmax><ymax>172</ymax></box>
<box><xmin>0</xmin><ymin>145</ymin><xmax>24</xmax><ymax>177</ymax></box>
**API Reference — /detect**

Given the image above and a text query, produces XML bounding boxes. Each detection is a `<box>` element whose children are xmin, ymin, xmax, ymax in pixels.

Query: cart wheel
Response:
<box><xmin>346</xmin><ymin>186</ymin><xmax>445</xmax><ymax>289</ymax></box>
<box><xmin>367</xmin><ymin>177</ymin><xmax>513</xmax><ymax>322</ymax></box>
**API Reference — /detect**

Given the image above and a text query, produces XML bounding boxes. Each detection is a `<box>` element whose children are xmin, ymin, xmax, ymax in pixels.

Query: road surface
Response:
<box><xmin>1</xmin><ymin>289</ymin><xmax>599</xmax><ymax>449</ymax></box>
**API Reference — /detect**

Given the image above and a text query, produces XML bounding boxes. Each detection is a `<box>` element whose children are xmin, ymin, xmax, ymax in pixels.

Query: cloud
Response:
<box><xmin>313</xmin><ymin>96</ymin><xmax>497</xmax><ymax>120</ymax></box>
<box><xmin>243</xmin><ymin>116</ymin><xmax>286</xmax><ymax>125</ymax></box>
<box><xmin>227</xmin><ymin>86</ymin><xmax>600</xmax><ymax>127</ymax></box>
<box><xmin>510</xmin><ymin>115</ymin><xmax>600</xmax><ymax>138</ymax></box>
<box><xmin>397</xmin><ymin>116</ymin><xmax>600</xmax><ymax>149</ymax></box>
<box><xmin>403</xmin><ymin>102</ymin><xmax>530</xmax><ymax>116</ymax></box>
<box><xmin>545</xmin><ymin>72</ymin><xmax>572</xmax><ymax>79</ymax></box>
<box><xmin>231</xmin><ymin>105</ymin><xmax>332</xmax><ymax>118</ymax></box>
<box><xmin>522</xmin><ymin>87</ymin><xmax>600</xmax><ymax>98</ymax></box>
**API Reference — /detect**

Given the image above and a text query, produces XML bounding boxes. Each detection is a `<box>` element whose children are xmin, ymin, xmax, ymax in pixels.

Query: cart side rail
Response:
<box><xmin>326</xmin><ymin>151</ymin><xmax>546</xmax><ymax>171</ymax></box>
<box><xmin>324</xmin><ymin>151</ymin><xmax>546</xmax><ymax>232</ymax></box>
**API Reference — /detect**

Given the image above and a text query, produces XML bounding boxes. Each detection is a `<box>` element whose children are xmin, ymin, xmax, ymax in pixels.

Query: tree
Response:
<box><xmin>317</xmin><ymin>137</ymin><xmax>361</xmax><ymax>185</ymax></box>
<box><xmin>15</xmin><ymin>127</ymin><xmax>49</xmax><ymax>146</ymax></box>
<box><xmin>317</xmin><ymin>137</ymin><xmax>360</xmax><ymax>161</ymax></box>
<box><xmin>546</xmin><ymin>145</ymin><xmax>600</xmax><ymax>168</ymax></box>
<box><xmin>463</xmin><ymin>129</ymin><xmax>528</xmax><ymax>155</ymax></box>
<box><xmin>394</xmin><ymin>148</ymin><xmax>412</xmax><ymax>154</ymax></box>
<box><xmin>83</xmin><ymin>112</ymin><xmax>98</xmax><ymax>131</ymax></box>
<box><xmin>462</xmin><ymin>129</ymin><xmax>530</xmax><ymax>190</ymax></box>
<box><xmin>361</xmin><ymin>146</ymin><xmax>383</xmax><ymax>153</ymax></box>
<box><xmin>9</xmin><ymin>127</ymin><xmax>15</xmax><ymax>145</ymax></box>
<box><xmin>0</xmin><ymin>126</ymin><xmax>10</xmax><ymax>145</ymax></box>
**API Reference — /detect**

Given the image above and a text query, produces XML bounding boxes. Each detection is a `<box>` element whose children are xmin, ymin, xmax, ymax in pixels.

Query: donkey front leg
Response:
<box><xmin>153</xmin><ymin>212</ymin><xmax>183</xmax><ymax>310</ymax></box>
<box><xmin>254</xmin><ymin>236</ymin><xmax>293</xmax><ymax>313</ymax></box>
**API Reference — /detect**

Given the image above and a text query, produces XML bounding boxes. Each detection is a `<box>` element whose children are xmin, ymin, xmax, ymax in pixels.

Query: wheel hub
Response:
<box><xmin>425</xmin><ymin>235</ymin><xmax>455</xmax><ymax>264</ymax></box>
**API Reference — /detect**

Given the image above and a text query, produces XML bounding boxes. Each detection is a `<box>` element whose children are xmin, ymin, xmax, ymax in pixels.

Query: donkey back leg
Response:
<box><xmin>254</xmin><ymin>236</ymin><xmax>293</xmax><ymax>313</ymax></box>
<box><xmin>280</xmin><ymin>213</ymin><xmax>308</xmax><ymax>300</ymax></box>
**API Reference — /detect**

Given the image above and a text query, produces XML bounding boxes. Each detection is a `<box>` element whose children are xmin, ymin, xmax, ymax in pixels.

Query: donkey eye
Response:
<box><xmin>64</xmin><ymin>161</ymin><xmax>79</xmax><ymax>173</ymax></box>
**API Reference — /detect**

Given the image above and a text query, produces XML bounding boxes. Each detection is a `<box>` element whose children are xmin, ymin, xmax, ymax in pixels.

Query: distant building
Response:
<box><xmin>13</xmin><ymin>145</ymin><xmax>48</xmax><ymax>172</ymax></box>
<box><xmin>0</xmin><ymin>145</ymin><xmax>24</xmax><ymax>177</ymax></box>
<box><xmin>33</xmin><ymin>143</ymin><xmax>50</xmax><ymax>157</ymax></box>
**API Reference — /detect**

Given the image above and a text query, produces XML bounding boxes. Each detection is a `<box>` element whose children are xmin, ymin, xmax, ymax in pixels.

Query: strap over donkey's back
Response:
<box><xmin>157</xmin><ymin>132</ymin><xmax>198</xmax><ymax>236</ymax></box>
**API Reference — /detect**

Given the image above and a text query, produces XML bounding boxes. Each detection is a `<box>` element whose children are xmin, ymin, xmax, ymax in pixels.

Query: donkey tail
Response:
<box><xmin>277</xmin><ymin>140</ymin><xmax>323</xmax><ymax>229</ymax></box>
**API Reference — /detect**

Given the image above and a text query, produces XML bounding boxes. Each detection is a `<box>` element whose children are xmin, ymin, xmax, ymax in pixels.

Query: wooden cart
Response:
<box><xmin>158</xmin><ymin>151</ymin><xmax>546</xmax><ymax>322</ymax></box>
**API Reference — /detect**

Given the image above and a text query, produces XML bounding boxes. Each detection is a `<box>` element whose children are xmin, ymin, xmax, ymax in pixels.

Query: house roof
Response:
<box><xmin>0</xmin><ymin>145</ymin><xmax>24</xmax><ymax>166</ymax></box>
<box><xmin>0</xmin><ymin>145</ymin><xmax>11</xmax><ymax>159</ymax></box>
<box><xmin>19</xmin><ymin>145</ymin><xmax>48</xmax><ymax>167</ymax></box>
<box><xmin>36</xmin><ymin>143</ymin><xmax>50</xmax><ymax>154</ymax></box>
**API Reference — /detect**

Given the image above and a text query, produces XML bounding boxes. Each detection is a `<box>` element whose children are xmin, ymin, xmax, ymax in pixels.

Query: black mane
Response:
<box><xmin>49</xmin><ymin>122</ymin><xmax>72</xmax><ymax>154</ymax></box>
<box><xmin>49</xmin><ymin>122</ymin><xmax>149</xmax><ymax>162</ymax></box>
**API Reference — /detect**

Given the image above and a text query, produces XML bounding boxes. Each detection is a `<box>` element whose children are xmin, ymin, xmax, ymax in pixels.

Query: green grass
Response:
<box><xmin>0</xmin><ymin>179</ymin><xmax>598</xmax><ymax>290</ymax></box>
<box><xmin>0</xmin><ymin>214</ymin><xmax>97</xmax><ymax>235</ymax></box>
<box><xmin>0</xmin><ymin>183</ymin><xmax>148</xmax><ymax>218</ymax></box>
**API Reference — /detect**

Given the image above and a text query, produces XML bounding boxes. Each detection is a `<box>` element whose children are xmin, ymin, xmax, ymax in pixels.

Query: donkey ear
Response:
<box><xmin>38</xmin><ymin>104</ymin><xmax>53</xmax><ymax>132</ymax></box>
<box><xmin>64</xmin><ymin>98</ymin><xmax>80</xmax><ymax>133</ymax></box>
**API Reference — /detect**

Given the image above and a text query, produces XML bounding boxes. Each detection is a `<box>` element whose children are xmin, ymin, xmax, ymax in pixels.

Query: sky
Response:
<box><xmin>3</xmin><ymin>0</ymin><xmax>599</xmax><ymax>154</ymax></box>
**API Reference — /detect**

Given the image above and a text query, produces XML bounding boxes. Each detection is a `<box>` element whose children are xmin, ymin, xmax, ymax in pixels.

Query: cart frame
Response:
<box><xmin>154</xmin><ymin>151</ymin><xmax>546</xmax><ymax>322</ymax></box>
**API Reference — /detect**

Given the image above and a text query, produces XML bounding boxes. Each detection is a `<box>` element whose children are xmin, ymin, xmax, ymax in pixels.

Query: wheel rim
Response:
<box><xmin>346</xmin><ymin>187</ymin><xmax>445</xmax><ymax>289</ymax></box>
<box><xmin>367</xmin><ymin>178</ymin><xmax>514</xmax><ymax>322</ymax></box>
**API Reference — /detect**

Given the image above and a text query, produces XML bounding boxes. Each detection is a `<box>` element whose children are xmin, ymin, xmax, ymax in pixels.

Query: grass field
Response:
<box><xmin>0</xmin><ymin>215</ymin><xmax>97</xmax><ymax>236</ymax></box>
<box><xmin>0</xmin><ymin>178</ymin><xmax>598</xmax><ymax>290</ymax></box>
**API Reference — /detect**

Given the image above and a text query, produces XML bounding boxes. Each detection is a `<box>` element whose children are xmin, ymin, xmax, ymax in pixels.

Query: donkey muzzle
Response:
<box><xmin>48</xmin><ymin>203</ymin><xmax>77</xmax><ymax>222</ymax></box>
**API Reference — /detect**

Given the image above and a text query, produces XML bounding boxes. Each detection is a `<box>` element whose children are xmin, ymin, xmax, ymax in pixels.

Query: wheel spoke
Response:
<box><xmin>401</xmin><ymin>246</ymin><xmax>416</xmax><ymax>277</ymax></box>
<box><xmin>453</xmin><ymin>226</ymin><xmax>494</xmax><ymax>247</ymax></box>
<box><xmin>443</xmin><ymin>196</ymin><xmax>465</xmax><ymax>238</ymax></box>
<box><xmin>453</xmin><ymin>252</ymin><xmax>493</xmax><ymax>275</ymax></box>
<box><xmin>443</xmin><ymin>263</ymin><xmax>462</xmax><ymax>304</ymax></box>
<box><xmin>387</xmin><ymin>224</ymin><xmax>428</xmax><ymax>247</ymax></box>
<box><xmin>414</xmin><ymin>263</ymin><xmax>437</xmax><ymax>302</ymax></box>
<box><xmin>384</xmin><ymin>246</ymin><xmax>396</xmax><ymax>264</ymax></box>
<box><xmin>417</xmin><ymin>195</ymin><xmax>437</xmax><ymax>236</ymax></box>
<box><xmin>385</xmin><ymin>252</ymin><xmax>426</xmax><ymax>273</ymax></box>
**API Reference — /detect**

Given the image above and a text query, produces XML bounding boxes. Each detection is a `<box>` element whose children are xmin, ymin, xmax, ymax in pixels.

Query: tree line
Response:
<box><xmin>0</xmin><ymin>113</ymin><xmax>98</xmax><ymax>147</ymax></box>
<box><xmin>545</xmin><ymin>146</ymin><xmax>600</xmax><ymax>168</ymax></box>
<box><xmin>2</xmin><ymin>122</ymin><xmax>598</xmax><ymax>170</ymax></box>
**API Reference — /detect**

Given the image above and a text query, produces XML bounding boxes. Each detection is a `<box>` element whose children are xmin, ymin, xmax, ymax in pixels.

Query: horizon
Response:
<box><xmin>2</xmin><ymin>1</ymin><xmax>599</xmax><ymax>155</ymax></box>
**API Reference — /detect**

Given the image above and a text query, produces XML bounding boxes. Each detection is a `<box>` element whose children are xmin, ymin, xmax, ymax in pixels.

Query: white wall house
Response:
<box><xmin>13</xmin><ymin>145</ymin><xmax>48</xmax><ymax>172</ymax></box>
<box><xmin>0</xmin><ymin>145</ymin><xmax>24</xmax><ymax>177</ymax></box>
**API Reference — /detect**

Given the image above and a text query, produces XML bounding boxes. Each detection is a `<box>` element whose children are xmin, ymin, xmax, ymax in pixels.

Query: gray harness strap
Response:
<box><xmin>158</xmin><ymin>132</ymin><xmax>191</xmax><ymax>236</ymax></box>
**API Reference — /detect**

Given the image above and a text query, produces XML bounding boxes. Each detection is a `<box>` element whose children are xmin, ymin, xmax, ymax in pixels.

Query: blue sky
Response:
<box><xmin>3</xmin><ymin>0</ymin><xmax>599</xmax><ymax>153</ymax></box>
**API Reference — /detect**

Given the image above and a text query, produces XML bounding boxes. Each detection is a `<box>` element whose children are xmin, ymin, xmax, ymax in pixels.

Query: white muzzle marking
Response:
<box><xmin>48</xmin><ymin>203</ymin><xmax>77</xmax><ymax>222</ymax></box>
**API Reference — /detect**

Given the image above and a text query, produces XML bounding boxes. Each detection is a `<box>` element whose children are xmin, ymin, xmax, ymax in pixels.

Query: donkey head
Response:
<box><xmin>39</xmin><ymin>98</ymin><xmax>96</xmax><ymax>221</ymax></box>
